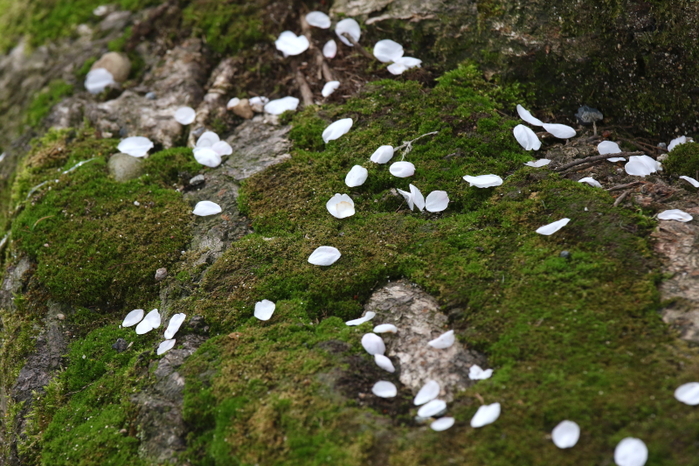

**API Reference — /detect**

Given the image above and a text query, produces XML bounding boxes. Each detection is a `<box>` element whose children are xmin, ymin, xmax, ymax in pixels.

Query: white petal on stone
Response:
<box><xmin>323</xmin><ymin>40</ymin><xmax>337</xmax><ymax>59</ymax></box>
<box><xmin>658</xmin><ymin>209</ymin><xmax>693</xmax><ymax>222</ymax></box>
<box><xmin>122</xmin><ymin>309</ymin><xmax>144</xmax><ymax>327</ymax></box>
<box><xmin>524</xmin><ymin>159</ymin><xmax>550</xmax><ymax>167</ymax></box>
<box><xmin>345</xmin><ymin>165</ymin><xmax>368</xmax><ymax>188</ymax></box>
<box><xmin>117</xmin><ymin>136</ymin><xmax>154</xmax><ymax>158</ymax></box>
<box><xmin>414</xmin><ymin>380</ymin><xmax>440</xmax><ymax>406</ymax></box>
<box><xmin>674</xmin><ymin>382</ymin><xmax>699</xmax><ymax>405</ymax></box>
<box><xmin>196</xmin><ymin>131</ymin><xmax>220</xmax><ymax>148</ymax></box>
<box><xmin>192</xmin><ymin>201</ymin><xmax>222</xmax><ymax>216</ymax></box>
<box><xmin>373</xmin><ymin>39</ymin><xmax>404</xmax><ymax>63</ymax></box>
<box><xmin>373</xmin><ymin>323</ymin><xmax>398</xmax><ymax>334</ymax></box>
<box><xmin>426</xmin><ymin>191</ymin><xmax>449</xmax><ymax>213</ymax></box>
<box><xmin>625</xmin><ymin>155</ymin><xmax>661</xmax><ymax>177</ymax></box>
<box><xmin>410</xmin><ymin>184</ymin><xmax>425</xmax><ymax>211</ymax></box>
<box><xmin>308</xmin><ymin>246</ymin><xmax>341</xmax><ymax>266</ymax></box>
<box><xmin>275</xmin><ymin>31</ymin><xmax>310</xmax><ymax>57</ymax></box>
<box><xmin>614</xmin><ymin>438</ymin><xmax>648</xmax><ymax>466</ymax></box>
<box><xmin>361</xmin><ymin>333</ymin><xmax>386</xmax><ymax>355</ymax></box>
<box><xmin>85</xmin><ymin>68</ymin><xmax>115</xmax><ymax>94</ymax></box>
<box><xmin>226</xmin><ymin>97</ymin><xmax>241</xmax><ymax>109</ymax></box>
<box><xmin>598</xmin><ymin>140</ymin><xmax>622</xmax><ymax>155</ymax></box>
<box><xmin>249</xmin><ymin>96</ymin><xmax>269</xmax><ymax>112</ymax></box>
<box><xmin>468</xmin><ymin>364</ymin><xmax>493</xmax><ymax>380</ymax></box>
<box><xmin>254</xmin><ymin>299</ymin><xmax>276</xmax><ymax>321</ymax></box>
<box><xmin>470</xmin><ymin>402</ymin><xmax>501</xmax><ymax>428</ymax></box>
<box><xmin>418</xmin><ymin>399</ymin><xmax>447</xmax><ymax>417</ymax></box>
<box><xmin>578</xmin><ymin>177</ymin><xmax>602</xmax><ymax>188</ymax></box>
<box><xmin>157</xmin><ymin>339</ymin><xmax>176</xmax><ymax>355</ymax></box>
<box><xmin>193</xmin><ymin>147</ymin><xmax>222</xmax><ymax>168</ymax></box>
<box><xmin>389</xmin><ymin>161</ymin><xmax>415</xmax><ymax>178</ymax></box>
<box><xmin>322</xmin><ymin>118</ymin><xmax>353</xmax><ymax>143</ymax></box>
<box><xmin>211</xmin><ymin>140</ymin><xmax>233</xmax><ymax>156</ymax></box>
<box><xmin>516</xmin><ymin>104</ymin><xmax>544</xmax><ymax>126</ymax></box>
<box><xmin>322</xmin><ymin>81</ymin><xmax>340</xmax><ymax>98</ymax></box>
<box><xmin>543</xmin><ymin>123</ymin><xmax>576</xmax><ymax>139</ymax></box>
<box><xmin>174</xmin><ymin>106</ymin><xmax>196</xmax><ymax>125</ymax></box>
<box><xmin>552</xmin><ymin>420</ymin><xmax>580</xmax><ymax>449</ymax></box>
<box><xmin>305</xmin><ymin>11</ymin><xmax>331</xmax><ymax>29</ymax></box>
<box><xmin>430</xmin><ymin>417</ymin><xmax>455</xmax><ymax>432</ymax></box>
<box><xmin>135</xmin><ymin>309</ymin><xmax>161</xmax><ymax>335</ymax></box>
<box><xmin>536</xmin><ymin>218</ymin><xmax>570</xmax><ymax>236</ymax></box>
<box><xmin>326</xmin><ymin>193</ymin><xmax>356</xmax><ymax>219</ymax></box>
<box><xmin>428</xmin><ymin>330</ymin><xmax>455</xmax><ymax>349</ymax></box>
<box><xmin>336</xmin><ymin>18</ymin><xmax>361</xmax><ymax>46</ymax></box>
<box><xmin>680</xmin><ymin>175</ymin><xmax>699</xmax><ymax>188</ymax></box>
<box><xmin>513</xmin><ymin>124</ymin><xmax>542</xmax><ymax>151</ymax></box>
<box><xmin>397</xmin><ymin>187</ymin><xmax>414</xmax><ymax>210</ymax></box>
<box><xmin>374</xmin><ymin>354</ymin><xmax>395</xmax><ymax>372</ymax></box>
<box><xmin>463</xmin><ymin>174</ymin><xmax>503</xmax><ymax>188</ymax></box>
<box><xmin>372</xmin><ymin>381</ymin><xmax>397</xmax><ymax>398</ymax></box>
<box><xmin>607</xmin><ymin>157</ymin><xmax>626</xmax><ymax>163</ymax></box>
<box><xmin>164</xmin><ymin>313</ymin><xmax>186</xmax><ymax>339</ymax></box>
<box><xmin>370</xmin><ymin>145</ymin><xmax>394</xmax><ymax>164</ymax></box>
<box><xmin>345</xmin><ymin>311</ymin><xmax>376</xmax><ymax>326</ymax></box>
<box><xmin>669</xmin><ymin>136</ymin><xmax>687</xmax><ymax>152</ymax></box>
<box><xmin>264</xmin><ymin>96</ymin><xmax>300</xmax><ymax>115</ymax></box>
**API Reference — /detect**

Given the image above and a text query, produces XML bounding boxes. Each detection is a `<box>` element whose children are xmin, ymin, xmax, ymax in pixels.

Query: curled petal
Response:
<box><xmin>275</xmin><ymin>31</ymin><xmax>309</xmax><ymax>57</ymax></box>
<box><xmin>174</xmin><ymin>106</ymin><xmax>196</xmax><ymax>125</ymax></box>
<box><xmin>513</xmin><ymin>124</ymin><xmax>542</xmax><ymax>151</ymax></box>
<box><xmin>624</xmin><ymin>155</ymin><xmax>661</xmax><ymax>177</ymax></box>
<box><xmin>409</xmin><ymin>184</ymin><xmax>425</xmax><ymax>211</ymax></box>
<box><xmin>536</xmin><ymin>218</ymin><xmax>570</xmax><ymax>235</ymax></box>
<box><xmin>373</xmin><ymin>39</ymin><xmax>404</xmax><ymax>63</ymax></box>
<box><xmin>345</xmin><ymin>311</ymin><xmax>375</xmax><ymax>326</ymax></box>
<box><xmin>335</xmin><ymin>18</ymin><xmax>361</xmax><ymax>46</ymax></box>
<box><xmin>164</xmin><ymin>313</ymin><xmax>186</xmax><ymax>339</ymax></box>
<box><xmin>196</xmin><ymin>131</ymin><xmax>220</xmax><ymax>148</ymax></box>
<box><xmin>516</xmin><ymin>104</ymin><xmax>544</xmax><ymax>126</ymax></box>
<box><xmin>305</xmin><ymin>11</ymin><xmax>331</xmax><ymax>29</ymax></box>
<box><xmin>326</xmin><ymin>193</ymin><xmax>355</xmax><ymax>219</ymax></box>
<box><xmin>193</xmin><ymin>147</ymin><xmax>222</xmax><ymax>168</ymax></box>
<box><xmin>578</xmin><ymin>177</ymin><xmax>602</xmax><ymax>188</ymax></box>
<box><xmin>136</xmin><ymin>309</ymin><xmax>161</xmax><ymax>335</ymax></box>
<box><xmin>212</xmin><ymin>140</ymin><xmax>233</xmax><ymax>156</ymax></box>
<box><xmin>680</xmin><ymin>175</ymin><xmax>699</xmax><ymax>188</ymax></box>
<box><xmin>597</xmin><ymin>140</ymin><xmax>621</xmax><ymax>155</ymax></box>
<box><xmin>428</xmin><ymin>330</ymin><xmax>454</xmax><ymax>349</ymax></box>
<box><xmin>468</xmin><ymin>364</ymin><xmax>493</xmax><ymax>380</ymax></box>
<box><xmin>543</xmin><ymin>123</ymin><xmax>576</xmax><ymax>139</ymax></box>
<box><xmin>524</xmin><ymin>159</ymin><xmax>550</xmax><ymax>167</ymax></box>
<box><xmin>657</xmin><ymin>209</ymin><xmax>692</xmax><ymax>222</ymax></box>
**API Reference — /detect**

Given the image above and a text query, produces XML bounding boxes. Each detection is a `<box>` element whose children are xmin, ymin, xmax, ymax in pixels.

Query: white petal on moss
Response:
<box><xmin>578</xmin><ymin>177</ymin><xmax>602</xmax><ymax>188</ymax></box>
<box><xmin>607</xmin><ymin>157</ymin><xmax>626</xmax><ymax>163</ymax></box>
<box><xmin>192</xmin><ymin>201</ymin><xmax>222</xmax><ymax>216</ymax></box>
<box><xmin>516</xmin><ymin>104</ymin><xmax>544</xmax><ymax>126</ymax></box>
<box><xmin>157</xmin><ymin>339</ymin><xmax>176</xmax><ymax>355</ymax></box>
<box><xmin>372</xmin><ymin>381</ymin><xmax>397</xmax><ymax>398</ymax></box>
<box><xmin>193</xmin><ymin>147</ymin><xmax>222</xmax><ymax>168</ymax></box>
<box><xmin>136</xmin><ymin>309</ymin><xmax>161</xmax><ymax>335</ymax></box>
<box><xmin>305</xmin><ymin>11</ymin><xmax>331</xmax><ymax>29</ymax></box>
<box><xmin>468</xmin><ymin>364</ymin><xmax>493</xmax><ymax>380</ymax></box>
<box><xmin>669</xmin><ymin>136</ymin><xmax>688</xmax><ymax>152</ymax></box>
<box><xmin>524</xmin><ymin>159</ymin><xmax>550</xmax><ymax>167</ymax></box>
<box><xmin>543</xmin><ymin>123</ymin><xmax>576</xmax><ymax>139</ymax></box>
<box><xmin>674</xmin><ymin>382</ymin><xmax>699</xmax><ymax>405</ymax></box>
<box><xmin>196</xmin><ymin>131</ymin><xmax>220</xmax><ymax>148</ymax></box>
<box><xmin>174</xmin><ymin>106</ymin><xmax>196</xmax><ymax>125</ymax></box>
<box><xmin>625</xmin><ymin>155</ymin><xmax>661</xmax><ymax>177</ymax></box>
<box><xmin>373</xmin><ymin>323</ymin><xmax>398</xmax><ymax>334</ymax></box>
<box><xmin>430</xmin><ymin>417</ymin><xmax>455</xmax><ymax>432</ymax></box>
<box><xmin>657</xmin><ymin>209</ymin><xmax>693</xmax><ymax>222</ymax></box>
<box><xmin>323</xmin><ymin>40</ymin><xmax>337</xmax><ymax>59</ymax></box>
<box><xmin>614</xmin><ymin>438</ymin><xmax>648</xmax><ymax>466</ymax></box>
<box><xmin>370</xmin><ymin>145</ymin><xmax>394</xmax><ymax>164</ymax></box>
<box><xmin>212</xmin><ymin>140</ymin><xmax>233</xmax><ymax>156</ymax></box>
<box><xmin>323</xmin><ymin>118</ymin><xmax>353</xmax><ymax>143</ymax></box>
<box><xmin>322</xmin><ymin>81</ymin><xmax>340</xmax><ymax>98</ymax></box>
<box><xmin>470</xmin><ymin>402</ymin><xmax>501</xmax><ymax>428</ymax></box>
<box><xmin>418</xmin><ymin>399</ymin><xmax>447</xmax><ymax>417</ymax></box>
<box><xmin>374</xmin><ymin>354</ymin><xmax>395</xmax><ymax>372</ymax></box>
<box><xmin>335</xmin><ymin>18</ymin><xmax>361</xmax><ymax>46</ymax></box>
<box><xmin>326</xmin><ymin>193</ymin><xmax>356</xmax><ymax>219</ymax></box>
<box><xmin>254</xmin><ymin>299</ymin><xmax>276</xmax><ymax>321</ymax></box>
<box><xmin>552</xmin><ymin>420</ymin><xmax>580</xmax><ymax>449</ymax></box>
<box><xmin>361</xmin><ymin>333</ymin><xmax>386</xmax><ymax>355</ymax></box>
<box><xmin>264</xmin><ymin>96</ymin><xmax>300</xmax><ymax>115</ymax></box>
<box><xmin>387</xmin><ymin>56</ymin><xmax>422</xmax><ymax>75</ymax></box>
<box><xmin>680</xmin><ymin>175</ymin><xmax>699</xmax><ymax>188</ymax></box>
<box><xmin>85</xmin><ymin>68</ymin><xmax>115</xmax><ymax>94</ymax></box>
<box><xmin>428</xmin><ymin>330</ymin><xmax>455</xmax><ymax>349</ymax></box>
<box><xmin>164</xmin><ymin>313</ymin><xmax>186</xmax><ymax>339</ymax></box>
<box><xmin>397</xmin><ymin>187</ymin><xmax>414</xmax><ymax>210</ymax></box>
<box><xmin>463</xmin><ymin>174</ymin><xmax>503</xmax><ymax>188</ymax></box>
<box><xmin>414</xmin><ymin>380</ymin><xmax>440</xmax><ymax>406</ymax></box>
<box><xmin>536</xmin><ymin>218</ymin><xmax>570</xmax><ymax>235</ymax></box>
<box><xmin>426</xmin><ymin>191</ymin><xmax>449</xmax><ymax>213</ymax></box>
<box><xmin>274</xmin><ymin>31</ymin><xmax>310</xmax><ymax>57</ymax></box>
<box><xmin>513</xmin><ymin>124</ymin><xmax>542</xmax><ymax>151</ymax></box>
<box><xmin>345</xmin><ymin>311</ymin><xmax>376</xmax><ymax>326</ymax></box>
<box><xmin>373</xmin><ymin>39</ymin><xmax>404</xmax><ymax>63</ymax></box>
<box><xmin>226</xmin><ymin>97</ymin><xmax>241</xmax><ymax>109</ymax></box>
<box><xmin>410</xmin><ymin>184</ymin><xmax>425</xmax><ymax>211</ymax></box>
<box><xmin>345</xmin><ymin>165</ymin><xmax>368</xmax><ymax>187</ymax></box>
<box><xmin>389</xmin><ymin>161</ymin><xmax>416</xmax><ymax>178</ymax></box>
<box><xmin>122</xmin><ymin>309</ymin><xmax>144</xmax><ymax>327</ymax></box>
<box><xmin>118</xmin><ymin>136</ymin><xmax>154</xmax><ymax>158</ymax></box>
<box><xmin>598</xmin><ymin>140</ymin><xmax>622</xmax><ymax>155</ymax></box>
<box><xmin>308</xmin><ymin>246</ymin><xmax>341</xmax><ymax>266</ymax></box>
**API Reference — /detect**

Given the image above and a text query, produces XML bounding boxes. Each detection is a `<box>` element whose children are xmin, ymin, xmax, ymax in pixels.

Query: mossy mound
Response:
<box><xmin>662</xmin><ymin>142</ymin><xmax>699</xmax><ymax>179</ymax></box>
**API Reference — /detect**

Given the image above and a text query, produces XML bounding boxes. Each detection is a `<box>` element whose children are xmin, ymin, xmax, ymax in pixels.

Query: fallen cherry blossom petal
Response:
<box><xmin>254</xmin><ymin>299</ymin><xmax>276</xmax><ymax>321</ymax></box>
<box><xmin>323</xmin><ymin>40</ymin><xmax>337</xmax><ymax>59</ymax></box>
<box><xmin>578</xmin><ymin>177</ymin><xmax>602</xmax><ymax>188</ymax></box>
<box><xmin>669</xmin><ymin>136</ymin><xmax>688</xmax><ymax>152</ymax></box>
<box><xmin>607</xmin><ymin>157</ymin><xmax>626</xmax><ymax>163</ymax></box>
<box><xmin>373</xmin><ymin>323</ymin><xmax>398</xmax><ymax>333</ymax></box>
<box><xmin>414</xmin><ymin>380</ymin><xmax>440</xmax><ymax>406</ymax></box>
<box><xmin>372</xmin><ymin>381</ymin><xmax>397</xmax><ymax>398</ymax></box>
<box><xmin>552</xmin><ymin>420</ymin><xmax>580</xmax><ymax>449</ymax></box>
<box><xmin>536</xmin><ymin>218</ymin><xmax>570</xmax><ymax>235</ymax></box>
<box><xmin>174</xmin><ymin>106</ymin><xmax>196</xmax><ymax>125</ymax></box>
<box><xmin>598</xmin><ymin>140</ymin><xmax>622</xmax><ymax>155</ymax></box>
<box><xmin>136</xmin><ymin>309</ymin><xmax>161</xmax><ymax>335</ymax></box>
<box><xmin>118</xmin><ymin>136</ymin><xmax>154</xmax><ymax>158</ymax></box>
<box><xmin>428</xmin><ymin>330</ymin><xmax>455</xmax><ymax>349</ymax></box>
<box><xmin>226</xmin><ymin>97</ymin><xmax>240</xmax><ymax>109</ymax></box>
<box><xmin>425</xmin><ymin>191</ymin><xmax>449</xmax><ymax>213</ymax></box>
<box><xmin>418</xmin><ymin>399</ymin><xmax>447</xmax><ymax>418</ymax></box>
<box><xmin>389</xmin><ymin>161</ymin><xmax>415</xmax><ymax>178</ymax></box>
<box><xmin>265</xmin><ymin>96</ymin><xmax>300</xmax><ymax>115</ymax></box>
<box><xmin>249</xmin><ymin>96</ymin><xmax>269</xmax><ymax>112</ymax></box>
<box><xmin>674</xmin><ymin>382</ymin><xmax>699</xmax><ymax>405</ymax></box>
<box><xmin>468</xmin><ymin>364</ymin><xmax>493</xmax><ymax>380</ymax></box>
<box><xmin>430</xmin><ymin>417</ymin><xmax>455</xmax><ymax>431</ymax></box>
<box><xmin>196</xmin><ymin>131</ymin><xmax>219</xmax><ymax>148</ymax></box>
<box><xmin>122</xmin><ymin>309</ymin><xmax>144</xmax><ymax>327</ymax></box>
<box><xmin>680</xmin><ymin>175</ymin><xmax>699</xmax><ymax>188</ymax></box>
<box><xmin>345</xmin><ymin>165</ymin><xmax>368</xmax><ymax>187</ymax></box>
<box><xmin>513</xmin><ymin>124</ymin><xmax>542</xmax><ymax>151</ymax></box>
<box><xmin>326</xmin><ymin>193</ymin><xmax>355</xmax><ymax>219</ymax></box>
<box><xmin>543</xmin><ymin>123</ymin><xmax>576</xmax><ymax>139</ymax></box>
<box><xmin>323</xmin><ymin>118</ymin><xmax>353</xmax><ymax>143</ymax></box>
<box><xmin>305</xmin><ymin>11</ymin><xmax>331</xmax><ymax>28</ymax></box>
<box><xmin>308</xmin><ymin>246</ymin><xmax>342</xmax><ymax>266</ymax></box>
<box><xmin>387</xmin><ymin>56</ymin><xmax>421</xmax><ymax>75</ymax></box>
<box><xmin>516</xmin><ymin>104</ymin><xmax>544</xmax><ymax>126</ymax></box>
<box><xmin>373</xmin><ymin>39</ymin><xmax>404</xmax><ymax>63</ymax></box>
<box><xmin>361</xmin><ymin>333</ymin><xmax>385</xmax><ymax>355</ymax></box>
<box><xmin>157</xmin><ymin>339</ymin><xmax>176</xmax><ymax>355</ymax></box>
<box><xmin>336</xmin><ymin>18</ymin><xmax>361</xmax><ymax>46</ymax></box>
<box><xmin>370</xmin><ymin>145</ymin><xmax>394</xmax><ymax>164</ymax></box>
<box><xmin>85</xmin><ymin>68</ymin><xmax>115</xmax><ymax>94</ymax></box>
<box><xmin>275</xmin><ymin>31</ymin><xmax>309</xmax><ymax>57</ymax></box>
<box><xmin>657</xmin><ymin>209</ymin><xmax>692</xmax><ymax>222</ymax></box>
<box><xmin>614</xmin><ymin>438</ymin><xmax>648</xmax><ymax>466</ymax></box>
<box><xmin>322</xmin><ymin>81</ymin><xmax>340</xmax><ymax>98</ymax></box>
<box><xmin>625</xmin><ymin>155</ymin><xmax>661</xmax><ymax>177</ymax></box>
<box><xmin>345</xmin><ymin>311</ymin><xmax>375</xmax><ymax>326</ymax></box>
<box><xmin>470</xmin><ymin>403</ymin><xmax>501</xmax><ymax>428</ymax></box>
<box><xmin>164</xmin><ymin>313</ymin><xmax>186</xmax><ymax>339</ymax></box>
<box><xmin>193</xmin><ymin>147</ymin><xmax>222</xmax><ymax>168</ymax></box>
<box><xmin>524</xmin><ymin>159</ymin><xmax>550</xmax><ymax>167</ymax></box>
<box><xmin>374</xmin><ymin>354</ymin><xmax>395</xmax><ymax>372</ymax></box>
<box><xmin>192</xmin><ymin>201</ymin><xmax>222</xmax><ymax>216</ymax></box>
<box><xmin>212</xmin><ymin>140</ymin><xmax>233</xmax><ymax>156</ymax></box>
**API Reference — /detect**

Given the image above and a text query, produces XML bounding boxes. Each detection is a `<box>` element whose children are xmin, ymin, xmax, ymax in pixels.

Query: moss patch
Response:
<box><xmin>25</xmin><ymin>80</ymin><xmax>73</xmax><ymax>129</ymax></box>
<box><xmin>662</xmin><ymin>141</ymin><xmax>699</xmax><ymax>179</ymax></box>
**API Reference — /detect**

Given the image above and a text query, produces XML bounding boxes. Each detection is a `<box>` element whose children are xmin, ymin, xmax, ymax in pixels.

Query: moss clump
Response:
<box><xmin>662</xmin><ymin>142</ymin><xmax>699</xmax><ymax>178</ymax></box>
<box><xmin>25</xmin><ymin>80</ymin><xmax>73</xmax><ymax>129</ymax></box>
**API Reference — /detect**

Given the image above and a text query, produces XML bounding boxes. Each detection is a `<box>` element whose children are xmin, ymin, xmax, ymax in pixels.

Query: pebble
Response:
<box><xmin>155</xmin><ymin>268</ymin><xmax>168</xmax><ymax>281</ymax></box>
<box><xmin>56</xmin><ymin>313</ymin><xmax>65</xmax><ymax>320</ymax></box>
<box><xmin>108</xmin><ymin>153</ymin><xmax>144</xmax><ymax>182</ymax></box>
<box><xmin>189</xmin><ymin>174</ymin><xmax>205</xmax><ymax>186</ymax></box>
<box><xmin>145</xmin><ymin>92</ymin><xmax>157</xmax><ymax>100</ymax></box>
<box><xmin>90</xmin><ymin>52</ymin><xmax>132</xmax><ymax>83</ymax></box>
<box><xmin>560</xmin><ymin>251</ymin><xmax>572</xmax><ymax>260</ymax></box>
<box><xmin>112</xmin><ymin>338</ymin><xmax>128</xmax><ymax>353</ymax></box>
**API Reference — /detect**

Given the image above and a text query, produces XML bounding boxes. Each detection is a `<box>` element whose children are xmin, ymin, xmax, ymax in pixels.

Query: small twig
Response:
<box><xmin>32</xmin><ymin>215</ymin><xmax>55</xmax><ymax>230</ymax></box>
<box><xmin>554</xmin><ymin>151</ymin><xmax>644</xmax><ymax>172</ymax></box>
<box><xmin>607</xmin><ymin>181</ymin><xmax>643</xmax><ymax>192</ymax></box>
<box><xmin>396</xmin><ymin>131</ymin><xmax>439</xmax><ymax>160</ymax></box>
<box><xmin>618</xmin><ymin>137</ymin><xmax>666</xmax><ymax>153</ymax></box>
<box><xmin>341</xmin><ymin>33</ymin><xmax>375</xmax><ymax>60</ymax></box>
<box><xmin>474</xmin><ymin>393</ymin><xmax>485</xmax><ymax>404</ymax></box>
<box><xmin>613</xmin><ymin>189</ymin><xmax>633</xmax><ymax>207</ymax></box>
<box><xmin>295</xmin><ymin>69</ymin><xmax>314</xmax><ymax>107</ymax></box>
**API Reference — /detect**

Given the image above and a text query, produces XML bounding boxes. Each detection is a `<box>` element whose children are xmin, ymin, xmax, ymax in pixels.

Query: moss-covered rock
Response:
<box><xmin>663</xmin><ymin>142</ymin><xmax>699</xmax><ymax>179</ymax></box>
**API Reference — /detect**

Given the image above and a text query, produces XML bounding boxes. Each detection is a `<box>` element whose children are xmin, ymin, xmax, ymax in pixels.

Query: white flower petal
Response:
<box><xmin>174</xmin><ymin>106</ymin><xmax>196</xmax><ymax>125</ymax></box>
<box><xmin>305</xmin><ymin>11</ymin><xmax>331</xmax><ymax>29</ymax></box>
<box><xmin>425</xmin><ymin>191</ymin><xmax>449</xmax><ymax>213</ymax></box>
<box><xmin>85</xmin><ymin>68</ymin><xmax>115</xmax><ymax>94</ymax></box>
<box><xmin>674</xmin><ymin>382</ymin><xmax>699</xmax><ymax>405</ymax></box>
<box><xmin>625</xmin><ymin>155</ymin><xmax>661</xmax><ymax>177</ymax></box>
<box><xmin>372</xmin><ymin>380</ymin><xmax>397</xmax><ymax>398</ymax></box>
<box><xmin>361</xmin><ymin>333</ymin><xmax>385</xmax><ymax>355</ymax></box>
<box><xmin>135</xmin><ymin>309</ymin><xmax>161</xmax><ymax>335</ymax></box>
<box><xmin>249</xmin><ymin>96</ymin><xmax>269</xmax><ymax>112</ymax></box>
<box><xmin>212</xmin><ymin>140</ymin><xmax>233</xmax><ymax>156</ymax></box>
<box><xmin>192</xmin><ymin>201</ymin><xmax>222</xmax><ymax>216</ymax></box>
<box><xmin>513</xmin><ymin>124</ymin><xmax>542</xmax><ymax>151</ymax></box>
<box><xmin>254</xmin><ymin>299</ymin><xmax>276</xmax><ymax>321</ymax></box>
<box><xmin>657</xmin><ymin>209</ymin><xmax>692</xmax><ymax>222</ymax></box>
<box><xmin>410</xmin><ymin>184</ymin><xmax>425</xmax><ymax>211</ymax></box>
<box><xmin>430</xmin><ymin>417</ymin><xmax>455</xmax><ymax>432</ymax></box>
<box><xmin>552</xmin><ymin>420</ymin><xmax>580</xmax><ymax>449</ymax></box>
<box><xmin>536</xmin><ymin>218</ymin><xmax>570</xmax><ymax>235</ymax></box>
<box><xmin>374</xmin><ymin>354</ymin><xmax>395</xmax><ymax>372</ymax></box>
<box><xmin>418</xmin><ymin>399</ymin><xmax>447</xmax><ymax>418</ymax></box>
<box><xmin>226</xmin><ymin>97</ymin><xmax>241</xmax><ymax>109</ymax></box>
<box><xmin>164</xmin><ymin>313</ymin><xmax>186</xmax><ymax>339</ymax></box>
<box><xmin>335</xmin><ymin>18</ymin><xmax>361</xmax><ymax>46</ymax></box>
<box><xmin>578</xmin><ymin>177</ymin><xmax>602</xmax><ymax>188</ymax></box>
<box><xmin>428</xmin><ymin>330</ymin><xmax>455</xmax><ymax>349</ymax></box>
<box><xmin>680</xmin><ymin>175</ymin><xmax>699</xmax><ymax>188</ymax></box>
<box><xmin>345</xmin><ymin>165</ymin><xmax>368</xmax><ymax>187</ymax></box>
<box><xmin>157</xmin><ymin>339</ymin><xmax>176</xmax><ymax>355</ymax></box>
<box><xmin>389</xmin><ymin>161</ymin><xmax>415</xmax><ymax>178</ymax></box>
<box><xmin>470</xmin><ymin>402</ymin><xmax>501</xmax><ymax>428</ymax></box>
<box><xmin>345</xmin><ymin>311</ymin><xmax>376</xmax><ymax>326</ymax></box>
<box><xmin>323</xmin><ymin>118</ymin><xmax>353</xmax><ymax>143</ymax></box>
<box><xmin>373</xmin><ymin>39</ymin><xmax>404</xmax><ymax>63</ymax></box>
<box><xmin>468</xmin><ymin>364</ymin><xmax>493</xmax><ymax>380</ymax></box>
<box><xmin>516</xmin><ymin>104</ymin><xmax>544</xmax><ymax>126</ymax></box>
<box><xmin>397</xmin><ymin>188</ymin><xmax>414</xmax><ymax>210</ymax></box>
<box><xmin>598</xmin><ymin>141</ymin><xmax>622</xmax><ymax>155</ymax></box>
<box><xmin>463</xmin><ymin>174</ymin><xmax>503</xmax><ymax>188</ymax></box>
<box><xmin>370</xmin><ymin>145</ymin><xmax>394</xmax><ymax>164</ymax></box>
<box><xmin>414</xmin><ymin>380</ymin><xmax>440</xmax><ymax>406</ymax></box>
<box><xmin>264</xmin><ymin>96</ymin><xmax>300</xmax><ymax>115</ymax></box>
<box><xmin>614</xmin><ymin>438</ymin><xmax>648</xmax><ymax>466</ymax></box>
<box><xmin>122</xmin><ymin>309</ymin><xmax>144</xmax><ymax>327</ymax></box>
<box><xmin>524</xmin><ymin>159</ymin><xmax>550</xmax><ymax>167</ymax></box>
<box><xmin>387</xmin><ymin>62</ymin><xmax>408</xmax><ymax>75</ymax></box>
<box><xmin>118</xmin><ymin>136</ymin><xmax>154</xmax><ymax>158</ymax></box>
<box><xmin>322</xmin><ymin>81</ymin><xmax>340</xmax><ymax>98</ymax></box>
<box><xmin>373</xmin><ymin>323</ymin><xmax>398</xmax><ymax>334</ymax></box>
<box><xmin>607</xmin><ymin>157</ymin><xmax>626</xmax><ymax>163</ymax></box>
<box><xmin>543</xmin><ymin>123</ymin><xmax>576</xmax><ymax>139</ymax></box>
<box><xmin>275</xmin><ymin>31</ymin><xmax>310</xmax><ymax>57</ymax></box>
<box><xmin>323</xmin><ymin>40</ymin><xmax>337</xmax><ymax>59</ymax></box>
<box><xmin>326</xmin><ymin>193</ymin><xmax>356</xmax><ymax>219</ymax></box>
<box><xmin>387</xmin><ymin>56</ymin><xmax>421</xmax><ymax>75</ymax></box>
<box><xmin>308</xmin><ymin>246</ymin><xmax>341</xmax><ymax>266</ymax></box>
<box><xmin>196</xmin><ymin>131</ymin><xmax>220</xmax><ymax>148</ymax></box>
<box><xmin>193</xmin><ymin>147</ymin><xmax>222</xmax><ymax>168</ymax></box>
<box><xmin>669</xmin><ymin>136</ymin><xmax>688</xmax><ymax>152</ymax></box>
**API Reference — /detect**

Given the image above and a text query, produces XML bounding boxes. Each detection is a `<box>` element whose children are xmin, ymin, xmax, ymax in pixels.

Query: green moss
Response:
<box><xmin>662</xmin><ymin>141</ymin><xmax>699</xmax><ymax>178</ymax></box>
<box><xmin>25</xmin><ymin>80</ymin><xmax>73</xmax><ymax>129</ymax></box>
